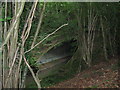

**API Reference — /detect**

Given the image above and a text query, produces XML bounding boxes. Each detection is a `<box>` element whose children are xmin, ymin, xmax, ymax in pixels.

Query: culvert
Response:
<box><xmin>37</xmin><ymin>41</ymin><xmax>74</xmax><ymax>78</ymax></box>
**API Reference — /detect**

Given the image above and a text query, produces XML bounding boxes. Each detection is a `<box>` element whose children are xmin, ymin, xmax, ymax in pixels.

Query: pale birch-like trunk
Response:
<box><xmin>2</xmin><ymin>2</ymin><xmax>25</xmax><ymax>88</ymax></box>
<box><xmin>101</xmin><ymin>17</ymin><xmax>108</xmax><ymax>61</ymax></box>
<box><xmin>31</xmin><ymin>2</ymin><xmax>46</xmax><ymax>48</ymax></box>
<box><xmin>76</xmin><ymin>7</ymin><xmax>97</xmax><ymax>67</ymax></box>
<box><xmin>0</xmin><ymin>3</ymin><xmax>3</xmax><ymax>90</ymax></box>
<box><xmin>1</xmin><ymin>1</ymin><xmax>67</xmax><ymax>88</ymax></box>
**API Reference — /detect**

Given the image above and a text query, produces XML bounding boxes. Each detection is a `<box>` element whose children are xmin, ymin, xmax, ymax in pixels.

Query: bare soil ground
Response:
<box><xmin>49</xmin><ymin>59</ymin><xmax>120</xmax><ymax>88</ymax></box>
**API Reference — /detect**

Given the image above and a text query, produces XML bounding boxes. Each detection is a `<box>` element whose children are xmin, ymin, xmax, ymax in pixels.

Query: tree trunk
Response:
<box><xmin>101</xmin><ymin>17</ymin><xmax>108</xmax><ymax>61</ymax></box>
<box><xmin>2</xmin><ymin>2</ymin><xmax>25</xmax><ymax>88</ymax></box>
<box><xmin>31</xmin><ymin>2</ymin><xmax>46</xmax><ymax>48</ymax></box>
<box><xmin>0</xmin><ymin>3</ymin><xmax>3</xmax><ymax>89</ymax></box>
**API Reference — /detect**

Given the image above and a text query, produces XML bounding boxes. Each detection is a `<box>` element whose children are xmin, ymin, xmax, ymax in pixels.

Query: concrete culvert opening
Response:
<box><xmin>37</xmin><ymin>40</ymin><xmax>77</xmax><ymax>78</ymax></box>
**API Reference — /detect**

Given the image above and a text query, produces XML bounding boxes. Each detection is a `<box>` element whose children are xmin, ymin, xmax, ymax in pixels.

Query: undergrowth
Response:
<box><xmin>26</xmin><ymin>59</ymin><xmax>81</xmax><ymax>88</ymax></box>
<box><xmin>41</xmin><ymin>59</ymin><xmax>80</xmax><ymax>88</ymax></box>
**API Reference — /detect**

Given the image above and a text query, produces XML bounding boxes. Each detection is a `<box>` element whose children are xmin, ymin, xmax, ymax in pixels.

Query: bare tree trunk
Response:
<box><xmin>0</xmin><ymin>1</ymin><xmax>67</xmax><ymax>88</ymax></box>
<box><xmin>0</xmin><ymin>3</ymin><xmax>3</xmax><ymax>90</ymax></box>
<box><xmin>2</xmin><ymin>2</ymin><xmax>7</xmax><ymax>87</ymax></box>
<box><xmin>101</xmin><ymin>17</ymin><xmax>108</xmax><ymax>61</ymax></box>
<box><xmin>31</xmin><ymin>2</ymin><xmax>46</xmax><ymax>48</ymax></box>
<box><xmin>2</xmin><ymin>2</ymin><xmax>25</xmax><ymax>88</ymax></box>
<box><xmin>75</xmin><ymin>5</ymin><xmax>98</xmax><ymax>68</ymax></box>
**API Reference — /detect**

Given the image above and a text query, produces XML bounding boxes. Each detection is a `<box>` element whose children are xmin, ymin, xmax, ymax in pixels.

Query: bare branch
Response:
<box><xmin>25</xmin><ymin>23</ymin><xmax>68</xmax><ymax>54</ymax></box>
<box><xmin>23</xmin><ymin>55</ymin><xmax>41</xmax><ymax>88</ymax></box>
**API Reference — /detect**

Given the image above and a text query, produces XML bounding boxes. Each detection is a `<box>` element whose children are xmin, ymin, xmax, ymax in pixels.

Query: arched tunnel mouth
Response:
<box><xmin>28</xmin><ymin>40</ymin><xmax>77</xmax><ymax>77</ymax></box>
<box><xmin>34</xmin><ymin>39</ymin><xmax>77</xmax><ymax>78</ymax></box>
<box><xmin>38</xmin><ymin>39</ymin><xmax>77</xmax><ymax>65</ymax></box>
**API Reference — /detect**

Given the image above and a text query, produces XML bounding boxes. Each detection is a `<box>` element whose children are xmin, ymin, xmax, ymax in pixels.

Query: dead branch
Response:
<box><xmin>25</xmin><ymin>23</ymin><xmax>68</xmax><ymax>54</ymax></box>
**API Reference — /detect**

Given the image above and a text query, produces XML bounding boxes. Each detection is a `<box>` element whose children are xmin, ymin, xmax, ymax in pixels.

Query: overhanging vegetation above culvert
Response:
<box><xmin>37</xmin><ymin>43</ymin><xmax>72</xmax><ymax>65</ymax></box>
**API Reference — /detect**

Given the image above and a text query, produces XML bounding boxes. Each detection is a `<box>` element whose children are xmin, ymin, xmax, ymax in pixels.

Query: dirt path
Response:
<box><xmin>49</xmin><ymin>59</ymin><xmax>119</xmax><ymax>88</ymax></box>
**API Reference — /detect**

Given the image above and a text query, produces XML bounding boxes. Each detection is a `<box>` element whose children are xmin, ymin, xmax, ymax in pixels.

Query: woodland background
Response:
<box><xmin>0</xmin><ymin>2</ymin><xmax>120</xmax><ymax>88</ymax></box>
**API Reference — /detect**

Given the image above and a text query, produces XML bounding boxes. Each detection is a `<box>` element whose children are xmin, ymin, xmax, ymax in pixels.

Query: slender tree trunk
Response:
<box><xmin>2</xmin><ymin>2</ymin><xmax>8</xmax><ymax>88</ymax></box>
<box><xmin>2</xmin><ymin>2</ymin><xmax>25</xmax><ymax>88</ymax></box>
<box><xmin>0</xmin><ymin>1</ymin><xmax>67</xmax><ymax>88</ymax></box>
<box><xmin>101</xmin><ymin>17</ymin><xmax>108</xmax><ymax>61</ymax></box>
<box><xmin>31</xmin><ymin>2</ymin><xmax>46</xmax><ymax>48</ymax></box>
<box><xmin>75</xmin><ymin>6</ymin><xmax>97</xmax><ymax>67</ymax></box>
<box><xmin>0</xmin><ymin>3</ymin><xmax>3</xmax><ymax>90</ymax></box>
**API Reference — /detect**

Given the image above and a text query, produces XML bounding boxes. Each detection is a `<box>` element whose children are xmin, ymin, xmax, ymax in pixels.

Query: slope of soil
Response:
<box><xmin>49</xmin><ymin>59</ymin><xmax>119</xmax><ymax>88</ymax></box>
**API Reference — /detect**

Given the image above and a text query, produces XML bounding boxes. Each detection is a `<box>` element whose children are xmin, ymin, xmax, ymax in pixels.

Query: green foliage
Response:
<box><xmin>41</xmin><ymin>60</ymin><xmax>79</xmax><ymax>88</ymax></box>
<box><xmin>26</xmin><ymin>82</ymin><xmax>37</xmax><ymax>88</ymax></box>
<box><xmin>19</xmin><ymin>2</ymin><xmax>119</xmax><ymax>67</ymax></box>
<box><xmin>26</xmin><ymin>59</ymin><xmax>79</xmax><ymax>88</ymax></box>
<box><xmin>18</xmin><ymin>3</ymin><xmax>120</xmax><ymax>88</ymax></box>
<box><xmin>0</xmin><ymin>17</ymin><xmax>12</xmax><ymax>21</ymax></box>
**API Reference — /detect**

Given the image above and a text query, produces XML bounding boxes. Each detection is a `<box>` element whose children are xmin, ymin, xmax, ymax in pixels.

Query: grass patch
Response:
<box><xmin>26</xmin><ymin>59</ymin><xmax>87</xmax><ymax>88</ymax></box>
<box><xmin>41</xmin><ymin>59</ymin><xmax>80</xmax><ymax>88</ymax></box>
<box><xmin>26</xmin><ymin>82</ymin><xmax>37</xmax><ymax>88</ymax></box>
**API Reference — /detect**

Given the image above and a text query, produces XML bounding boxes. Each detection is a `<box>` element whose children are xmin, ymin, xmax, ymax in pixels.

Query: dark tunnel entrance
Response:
<box><xmin>38</xmin><ymin>39</ymin><xmax>77</xmax><ymax>65</ymax></box>
<box><xmin>37</xmin><ymin>40</ymin><xmax>77</xmax><ymax>78</ymax></box>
